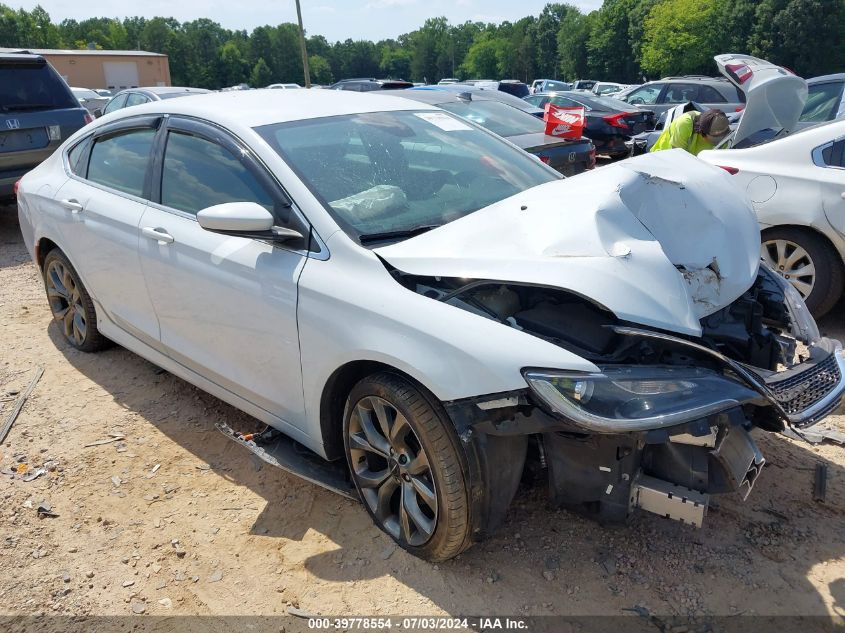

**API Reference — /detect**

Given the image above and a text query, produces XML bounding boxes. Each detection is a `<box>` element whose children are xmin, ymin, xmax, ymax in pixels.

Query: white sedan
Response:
<box><xmin>15</xmin><ymin>90</ymin><xmax>845</xmax><ymax>561</ymax></box>
<box><xmin>700</xmin><ymin>118</ymin><xmax>845</xmax><ymax>317</ymax></box>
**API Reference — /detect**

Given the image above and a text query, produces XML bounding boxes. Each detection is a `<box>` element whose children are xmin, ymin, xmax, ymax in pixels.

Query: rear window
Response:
<box><xmin>0</xmin><ymin>59</ymin><xmax>78</xmax><ymax>111</ymax></box>
<box><xmin>498</xmin><ymin>82</ymin><xmax>529</xmax><ymax>98</ymax></box>
<box><xmin>564</xmin><ymin>94</ymin><xmax>629</xmax><ymax>111</ymax></box>
<box><xmin>801</xmin><ymin>82</ymin><xmax>845</xmax><ymax>123</ymax></box>
<box><xmin>544</xmin><ymin>81</ymin><xmax>571</xmax><ymax>91</ymax></box>
<box><xmin>436</xmin><ymin>100</ymin><xmax>544</xmax><ymax>137</ymax></box>
<box><xmin>158</xmin><ymin>90</ymin><xmax>208</xmax><ymax>99</ymax></box>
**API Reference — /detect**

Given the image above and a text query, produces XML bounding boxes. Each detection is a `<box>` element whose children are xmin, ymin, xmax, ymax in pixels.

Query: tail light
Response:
<box><xmin>588</xmin><ymin>148</ymin><xmax>596</xmax><ymax>169</ymax></box>
<box><xmin>13</xmin><ymin>180</ymin><xmax>21</xmax><ymax>196</ymax></box>
<box><xmin>603</xmin><ymin>112</ymin><xmax>631</xmax><ymax>129</ymax></box>
<box><xmin>735</xmin><ymin>106</ymin><xmax>745</xmax><ymax>112</ymax></box>
<box><xmin>718</xmin><ymin>166</ymin><xmax>739</xmax><ymax>175</ymax></box>
<box><xmin>84</xmin><ymin>113</ymin><xmax>93</xmax><ymax>124</ymax></box>
<box><xmin>538</xmin><ymin>155</ymin><xmax>551</xmax><ymax>165</ymax></box>
<box><xmin>725</xmin><ymin>63</ymin><xmax>753</xmax><ymax>84</ymax></box>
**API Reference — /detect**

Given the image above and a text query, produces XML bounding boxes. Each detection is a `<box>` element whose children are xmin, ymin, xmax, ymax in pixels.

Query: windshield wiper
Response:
<box><xmin>358</xmin><ymin>224</ymin><xmax>441</xmax><ymax>245</ymax></box>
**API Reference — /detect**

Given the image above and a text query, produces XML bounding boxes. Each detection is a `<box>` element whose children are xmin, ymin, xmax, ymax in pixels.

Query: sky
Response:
<box><xmin>9</xmin><ymin>0</ymin><xmax>604</xmax><ymax>42</ymax></box>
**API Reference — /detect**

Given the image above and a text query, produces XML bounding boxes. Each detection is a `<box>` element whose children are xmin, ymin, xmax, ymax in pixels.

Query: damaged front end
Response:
<box><xmin>374</xmin><ymin>150</ymin><xmax>845</xmax><ymax>536</ymax></box>
<box><xmin>395</xmin><ymin>263</ymin><xmax>845</xmax><ymax>537</ymax></box>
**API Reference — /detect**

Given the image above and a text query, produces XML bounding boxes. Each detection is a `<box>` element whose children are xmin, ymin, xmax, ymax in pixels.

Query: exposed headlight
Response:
<box><xmin>523</xmin><ymin>366</ymin><xmax>759</xmax><ymax>432</ymax></box>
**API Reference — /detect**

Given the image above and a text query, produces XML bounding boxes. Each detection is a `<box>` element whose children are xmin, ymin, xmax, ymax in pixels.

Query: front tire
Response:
<box><xmin>42</xmin><ymin>249</ymin><xmax>110</xmax><ymax>352</ymax></box>
<box><xmin>343</xmin><ymin>372</ymin><xmax>471</xmax><ymax>561</ymax></box>
<box><xmin>761</xmin><ymin>227</ymin><xmax>843</xmax><ymax>318</ymax></box>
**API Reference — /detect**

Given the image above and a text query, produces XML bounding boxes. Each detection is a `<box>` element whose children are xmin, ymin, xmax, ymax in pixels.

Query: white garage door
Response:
<box><xmin>103</xmin><ymin>61</ymin><xmax>140</xmax><ymax>90</ymax></box>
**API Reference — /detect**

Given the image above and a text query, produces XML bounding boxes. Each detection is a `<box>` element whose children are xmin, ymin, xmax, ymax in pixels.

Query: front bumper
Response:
<box><xmin>757</xmin><ymin>338</ymin><xmax>845</xmax><ymax>427</ymax></box>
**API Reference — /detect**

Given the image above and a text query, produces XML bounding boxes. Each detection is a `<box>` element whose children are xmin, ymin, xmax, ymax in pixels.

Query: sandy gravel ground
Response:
<box><xmin>2</xmin><ymin>204</ymin><xmax>845</xmax><ymax>628</ymax></box>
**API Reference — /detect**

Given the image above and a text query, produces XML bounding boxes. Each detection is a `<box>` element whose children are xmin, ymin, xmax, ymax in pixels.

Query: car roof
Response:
<box><xmin>101</xmin><ymin>89</ymin><xmax>439</xmax><ymax>128</ymax></box>
<box><xmin>0</xmin><ymin>51</ymin><xmax>45</xmax><ymax>63</ymax></box>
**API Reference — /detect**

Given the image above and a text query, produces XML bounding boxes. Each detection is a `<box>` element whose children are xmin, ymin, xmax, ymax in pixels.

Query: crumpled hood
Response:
<box><xmin>376</xmin><ymin>150</ymin><xmax>760</xmax><ymax>337</ymax></box>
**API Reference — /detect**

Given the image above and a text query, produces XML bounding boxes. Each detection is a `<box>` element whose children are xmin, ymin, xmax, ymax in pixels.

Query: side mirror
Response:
<box><xmin>94</xmin><ymin>108</ymin><xmax>103</xmax><ymax>118</ymax></box>
<box><xmin>197</xmin><ymin>201</ymin><xmax>304</xmax><ymax>243</ymax></box>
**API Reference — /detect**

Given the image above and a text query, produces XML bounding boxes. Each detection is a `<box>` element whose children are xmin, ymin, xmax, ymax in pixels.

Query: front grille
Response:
<box><xmin>767</xmin><ymin>352</ymin><xmax>841</xmax><ymax>415</ymax></box>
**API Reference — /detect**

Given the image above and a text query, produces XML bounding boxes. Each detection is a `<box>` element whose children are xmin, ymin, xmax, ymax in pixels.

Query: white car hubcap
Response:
<box><xmin>761</xmin><ymin>239</ymin><xmax>816</xmax><ymax>299</ymax></box>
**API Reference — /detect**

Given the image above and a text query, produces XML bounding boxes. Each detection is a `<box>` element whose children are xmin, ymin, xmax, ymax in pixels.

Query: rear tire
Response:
<box><xmin>42</xmin><ymin>249</ymin><xmax>110</xmax><ymax>352</ymax></box>
<box><xmin>761</xmin><ymin>227</ymin><xmax>843</xmax><ymax>318</ymax></box>
<box><xmin>343</xmin><ymin>372</ymin><xmax>471</xmax><ymax>562</ymax></box>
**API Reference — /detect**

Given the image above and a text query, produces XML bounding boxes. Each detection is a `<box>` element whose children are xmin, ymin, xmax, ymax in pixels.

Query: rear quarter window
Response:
<box><xmin>67</xmin><ymin>138</ymin><xmax>90</xmax><ymax>176</ymax></box>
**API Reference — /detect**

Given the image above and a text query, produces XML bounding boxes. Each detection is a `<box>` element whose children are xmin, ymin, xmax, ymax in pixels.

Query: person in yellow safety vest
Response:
<box><xmin>650</xmin><ymin>109</ymin><xmax>731</xmax><ymax>156</ymax></box>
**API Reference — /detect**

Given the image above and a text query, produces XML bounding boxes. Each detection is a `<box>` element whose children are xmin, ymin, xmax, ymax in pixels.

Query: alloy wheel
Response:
<box><xmin>761</xmin><ymin>239</ymin><xmax>816</xmax><ymax>299</ymax></box>
<box><xmin>347</xmin><ymin>396</ymin><xmax>438</xmax><ymax>547</ymax></box>
<box><xmin>45</xmin><ymin>259</ymin><xmax>87</xmax><ymax>346</ymax></box>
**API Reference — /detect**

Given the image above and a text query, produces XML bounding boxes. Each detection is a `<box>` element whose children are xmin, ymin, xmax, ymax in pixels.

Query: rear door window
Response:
<box><xmin>801</xmin><ymin>82</ymin><xmax>845</xmax><ymax>123</ymax></box>
<box><xmin>549</xmin><ymin>96</ymin><xmax>582</xmax><ymax>108</ymax></box>
<box><xmin>0</xmin><ymin>58</ymin><xmax>77</xmax><ymax>110</ymax></box>
<box><xmin>698</xmin><ymin>85</ymin><xmax>727</xmax><ymax>103</ymax></box>
<box><xmin>160</xmin><ymin>131</ymin><xmax>273</xmax><ymax>215</ymax></box>
<box><xmin>662</xmin><ymin>83</ymin><xmax>699</xmax><ymax>104</ymax></box>
<box><xmin>87</xmin><ymin>128</ymin><xmax>155</xmax><ymax>197</ymax></box>
<box><xmin>125</xmin><ymin>93</ymin><xmax>150</xmax><ymax>107</ymax></box>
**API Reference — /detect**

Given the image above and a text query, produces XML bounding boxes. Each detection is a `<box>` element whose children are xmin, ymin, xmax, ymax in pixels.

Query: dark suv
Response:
<box><xmin>1</xmin><ymin>52</ymin><xmax>90</xmax><ymax>200</ymax></box>
<box><xmin>330</xmin><ymin>78</ymin><xmax>413</xmax><ymax>91</ymax></box>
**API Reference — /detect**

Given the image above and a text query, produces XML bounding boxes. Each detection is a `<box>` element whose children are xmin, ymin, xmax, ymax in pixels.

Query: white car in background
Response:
<box><xmin>700</xmin><ymin>119</ymin><xmax>845</xmax><ymax>317</ymax></box>
<box><xmin>15</xmin><ymin>89</ymin><xmax>845</xmax><ymax>561</ymax></box>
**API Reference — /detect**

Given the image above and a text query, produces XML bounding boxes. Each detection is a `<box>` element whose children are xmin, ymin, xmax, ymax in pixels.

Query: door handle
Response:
<box><xmin>841</xmin><ymin>192</ymin><xmax>845</xmax><ymax>199</ymax></box>
<box><xmin>141</xmin><ymin>226</ymin><xmax>175</xmax><ymax>244</ymax></box>
<box><xmin>60</xmin><ymin>198</ymin><xmax>84</xmax><ymax>213</ymax></box>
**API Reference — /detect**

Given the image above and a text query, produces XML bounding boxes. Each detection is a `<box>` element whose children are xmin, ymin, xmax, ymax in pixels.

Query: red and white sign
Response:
<box><xmin>543</xmin><ymin>103</ymin><xmax>585</xmax><ymax>139</ymax></box>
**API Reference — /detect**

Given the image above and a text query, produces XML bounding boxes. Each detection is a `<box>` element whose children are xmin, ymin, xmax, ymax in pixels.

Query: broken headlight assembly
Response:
<box><xmin>761</xmin><ymin>263</ymin><xmax>820</xmax><ymax>345</ymax></box>
<box><xmin>523</xmin><ymin>366</ymin><xmax>760</xmax><ymax>432</ymax></box>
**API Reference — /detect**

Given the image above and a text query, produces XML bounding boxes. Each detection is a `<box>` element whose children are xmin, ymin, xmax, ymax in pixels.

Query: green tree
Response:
<box><xmin>641</xmin><ymin>0</ymin><xmax>725</xmax><ymax>77</ymax></box>
<box><xmin>250</xmin><ymin>57</ymin><xmax>273</xmax><ymax>87</ymax></box>
<box><xmin>587</xmin><ymin>0</ymin><xmax>641</xmax><ymax>82</ymax></box>
<box><xmin>557</xmin><ymin>9</ymin><xmax>591</xmax><ymax>80</ymax></box>
<box><xmin>750</xmin><ymin>0</ymin><xmax>845</xmax><ymax>76</ymax></box>
<box><xmin>461</xmin><ymin>31</ymin><xmax>502</xmax><ymax>78</ymax></box>
<box><xmin>219</xmin><ymin>40</ymin><xmax>249</xmax><ymax>85</ymax></box>
<box><xmin>309</xmin><ymin>54</ymin><xmax>333</xmax><ymax>84</ymax></box>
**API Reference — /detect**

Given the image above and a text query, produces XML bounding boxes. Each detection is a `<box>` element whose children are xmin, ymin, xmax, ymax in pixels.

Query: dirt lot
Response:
<box><xmin>2</xmin><ymin>204</ymin><xmax>845</xmax><ymax>626</ymax></box>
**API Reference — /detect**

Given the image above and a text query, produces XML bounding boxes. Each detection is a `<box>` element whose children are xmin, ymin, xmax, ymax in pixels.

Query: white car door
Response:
<box><xmin>136</xmin><ymin>117</ymin><xmax>310</xmax><ymax>429</ymax></box>
<box><xmin>53</xmin><ymin>116</ymin><xmax>162</xmax><ymax>348</ymax></box>
<box><xmin>815</xmin><ymin>135</ymin><xmax>845</xmax><ymax>233</ymax></box>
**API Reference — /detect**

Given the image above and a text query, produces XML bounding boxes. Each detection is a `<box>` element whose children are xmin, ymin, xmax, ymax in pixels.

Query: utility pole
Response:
<box><xmin>295</xmin><ymin>0</ymin><xmax>311</xmax><ymax>88</ymax></box>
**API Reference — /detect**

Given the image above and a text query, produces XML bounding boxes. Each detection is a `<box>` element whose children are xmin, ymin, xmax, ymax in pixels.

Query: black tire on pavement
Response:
<box><xmin>42</xmin><ymin>249</ymin><xmax>111</xmax><ymax>352</ymax></box>
<box><xmin>343</xmin><ymin>371</ymin><xmax>471</xmax><ymax>562</ymax></box>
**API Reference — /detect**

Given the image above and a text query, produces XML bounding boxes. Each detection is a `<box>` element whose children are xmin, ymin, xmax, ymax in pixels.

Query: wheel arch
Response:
<box><xmin>35</xmin><ymin>236</ymin><xmax>60</xmax><ymax>269</ymax></box>
<box><xmin>319</xmin><ymin>360</ymin><xmax>438</xmax><ymax>461</ymax></box>
<box><xmin>760</xmin><ymin>223</ymin><xmax>845</xmax><ymax>266</ymax></box>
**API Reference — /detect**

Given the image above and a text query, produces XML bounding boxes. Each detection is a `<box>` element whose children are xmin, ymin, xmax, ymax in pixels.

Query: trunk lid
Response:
<box><xmin>715</xmin><ymin>54</ymin><xmax>807</xmax><ymax>147</ymax></box>
<box><xmin>376</xmin><ymin>150</ymin><xmax>760</xmax><ymax>337</ymax></box>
